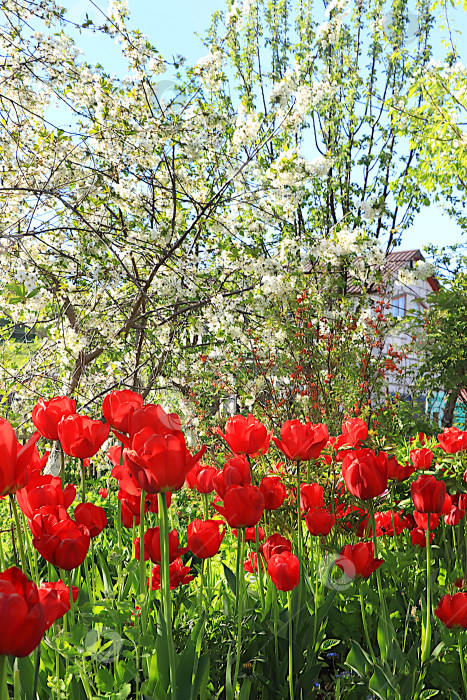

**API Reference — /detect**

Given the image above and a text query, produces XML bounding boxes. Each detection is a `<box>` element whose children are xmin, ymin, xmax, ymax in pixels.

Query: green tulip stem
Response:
<box><xmin>255</xmin><ymin>524</ymin><xmax>265</xmax><ymax>613</ymax></box>
<box><xmin>359</xmin><ymin>584</ymin><xmax>375</xmax><ymax>662</ymax></box>
<box><xmin>463</xmin><ymin>519</ymin><xmax>467</xmax><ymax>578</ymax></box>
<box><xmin>453</xmin><ymin>524</ymin><xmax>459</xmax><ymax>564</ymax></box>
<box><xmin>139</xmin><ymin>490</ymin><xmax>146</xmax><ymax>598</ymax></box>
<box><xmin>198</xmin><ymin>558</ymin><xmax>205</xmax><ymax>618</ymax></box>
<box><xmin>287</xmin><ymin>590</ymin><xmax>294</xmax><ymax>700</ymax></box>
<box><xmin>233</xmin><ymin>528</ymin><xmax>245</xmax><ymax>694</ymax></box>
<box><xmin>81</xmin><ymin>460</ymin><xmax>86</xmax><ymax>503</ymax></box>
<box><xmin>272</xmin><ymin>585</ymin><xmax>279</xmax><ymax>658</ymax></box>
<box><xmin>117</xmin><ymin>444</ymin><xmax>124</xmax><ymax>599</ymax></box>
<box><xmin>159</xmin><ymin>492</ymin><xmax>177</xmax><ymax>700</ymax></box>
<box><xmin>60</xmin><ymin>446</ymin><xmax>65</xmax><ymax>486</ymax></box>
<box><xmin>0</xmin><ymin>529</ymin><xmax>5</xmax><ymax>570</ymax></box>
<box><xmin>458</xmin><ymin>631</ymin><xmax>467</xmax><ymax>698</ymax></box>
<box><xmin>389</xmin><ymin>484</ymin><xmax>399</xmax><ymax>551</ymax></box>
<box><xmin>32</xmin><ymin>643</ymin><xmax>41</xmax><ymax>700</ymax></box>
<box><xmin>0</xmin><ymin>654</ymin><xmax>7</xmax><ymax>700</ymax></box>
<box><xmin>296</xmin><ymin>460</ymin><xmax>302</xmax><ymax>560</ymax></box>
<box><xmin>313</xmin><ymin>540</ymin><xmax>320</xmax><ymax>645</ymax></box>
<box><xmin>202</xmin><ymin>494</ymin><xmax>212</xmax><ymax>597</ymax></box>
<box><xmin>421</xmin><ymin>515</ymin><xmax>432</xmax><ymax>664</ymax></box>
<box><xmin>21</xmin><ymin>511</ymin><xmax>37</xmax><ymax>583</ymax></box>
<box><xmin>9</xmin><ymin>494</ymin><xmax>27</xmax><ymax>573</ymax></box>
<box><xmin>368</xmin><ymin>501</ymin><xmax>388</xmax><ymax>659</ymax></box>
<box><xmin>66</xmin><ymin>570</ymin><xmax>75</xmax><ymax>626</ymax></box>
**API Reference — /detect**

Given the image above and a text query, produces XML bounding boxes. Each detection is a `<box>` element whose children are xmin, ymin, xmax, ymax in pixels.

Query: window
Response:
<box><xmin>414</xmin><ymin>300</ymin><xmax>426</xmax><ymax>316</ymax></box>
<box><xmin>391</xmin><ymin>295</ymin><xmax>406</xmax><ymax>317</ymax></box>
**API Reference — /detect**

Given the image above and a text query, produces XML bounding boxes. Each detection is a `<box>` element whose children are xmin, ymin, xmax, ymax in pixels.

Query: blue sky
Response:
<box><xmin>62</xmin><ymin>0</ymin><xmax>467</xmax><ymax>254</ymax></box>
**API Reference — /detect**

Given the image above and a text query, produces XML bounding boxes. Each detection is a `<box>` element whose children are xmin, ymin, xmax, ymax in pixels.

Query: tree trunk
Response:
<box><xmin>442</xmin><ymin>387</ymin><xmax>461</xmax><ymax>428</ymax></box>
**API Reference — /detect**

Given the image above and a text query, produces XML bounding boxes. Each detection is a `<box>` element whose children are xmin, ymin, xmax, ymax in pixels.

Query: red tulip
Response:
<box><xmin>32</xmin><ymin>396</ymin><xmax>76</xmax><ymax>441</ymax></box>
<box><xmin>149</xmin><ymin>557</ymin><xmax>194</xmax><ymax>590</ymax></box>
<box><xmin>273</xmin><ymin>419</ymin><xmax>328</xmax><ymax>461</ymax></box>
<box><xmin>438</xmin><ymin>427</ymin><xmax>467</xmax><ymax>454</ymax></box>
<box><xmin>134</xmin><ymin>527</ymin><xmax>187</xmax><ymax>563</ymax></box>
<box><xmin>411</xmin><ymin>474</ymin><xmax>446</xmax><ymax>513</ymax></box>
<box><xmin>185</xmin><ymin>462</ymin><xmax>202</xmax><ymax>489</ymax></box>
<box><xmin>102</xmin><ymin>390</ymin><xmax>143</xmax><ymax>434</ymax></box>
<box><xmin>441</xmin><ymin>494</ymin><xmax>454</xmax><ymax>515</ymax></box>
<box><xmin>187</xmin><ymin>519</ymin><xmax>225</xmax><ymax>559</ymax></box>
<box><xmin>117</xmin><ymin>489</ymin><xmax>170</xmax><ymax>527</ymax></box>
<box><xmin>212</xmin><ymin>455</ymin><xmax>251</xmax><ymax>498</ymax></box>
<box><xmin>31</xmin><ymin>508</ymin><xmax>90</xmax><ymax>570</ymax></box>
<box><xmin>118</xmin><ymin>489</ymin><xmax>141</xmax><ymax>528</ymax></box>
<box><xmin>413</xmin><ymin>511</ymin><xmax>439</xmax><ymax>530</ymax></box>
<box><xmin>358</xmin><ymin>510</ymin><xmax>410</xmax><ymax>538</ymax></box>
<box><xmin>259</xmin><ymin>475</ymin><xmax>287</xmax><ymax>511</ymax></box>
<box><xmin>305</xmin><ymin>508</ymin><xmax>335</xmax><ymax>536</ymax></box>
<box><xmin>127</xmin><ymin>404</ymin><xmax>182</xmax><ymax>445</ymax></box>
<box><xmin>74</xmin><ymin>502</ymin><xmax>107</xmax><ymax>538</ymax></box>
<box><xmin>268</xmin><ymin>551</ymin><xmax>300</xmax><ymax>591</ymax></box>
<box><xmin>233</xmin><ymin>526</ymin><xmax>265</xmax><ymax>542</ymax></box>
<box><xmin>58</xmin><ymin>414</ymin><xmax>110</xmax><ymax>459</ymax></box>
<box><xmin>0</xmin><ymin>566</ymin><xmax>46</xmax><ymax>657</ymax></box>
<box><xmin>125</xmin><ymin>427</ymin><xmax>206</xmax><ymax>493</ymax></box>
<box><xmin>387</xmin><ymin>456</ymin><xmax>415</xmax><ymax>482</ymax></box>
<box><xmin>98</xmin><ymin>487</ymin><xmax>108</xmax><ymax>499</ymax></box>
<box><xmin>341</xmin><ymin>418</ymin><xmax>368</xmax><ymax>447</ymax></box>
<box><xmin>410</xmin><ymin>448</ymin><xmax>434</xmax><ymax>470</ymax></box>
<box><xmin>28</xmin><ymin>446</ymin><xmax>50</xmax><ymax>475</ymax></box>
<box><xmin>335</xmin><ymin>542</ymin><xmax>384</xmax><ymax>579</ymax></box>
<box><xmin>410</xmin><ymin>527</ymin><xmax>434</xmax><ymax>548</ymax></box>
<box><xmin>111</xmin><ymin>452</ymin><xmax>141</xmax><ymax>496</ymax></box>
<box><xmin>216</xmin><ymin>414</ymin><xmax>270</xmax><ymax>456</ymax></box>
<box><xmin>244</xmin><ymin>552</ymin><xmax>263</xmax><ymax>573</ymax></box>
<box><xmin>260</xmin><ymin>534</ymin><xmax>292</xmax><ymax>562</ymax></box>
<box><xmin>213</xmin><ymin>484</ymin><xmax>264</xmax><ymax>528</ymax></box>
<box><xmin>435</xmin><ymin>593</ymin><xmax>467</xmax><ymax>628</ymax></box>
<box><xmin>194</xmin><ymin>465</ymin><xmax>219</xmax><ymax>494</ymax></box>
<box><xmin>444</xmin><ymin>505</ymin><xmax>465</xmax><ymax>527</ymax></box>
<box><xmin>300</xmin><ymin>483</ymin><xmax>324</xmax><ymax>511</ymax></box>
<box><xmin>0</xmin><ymin>419</ymin><xmax>40</xmax><ymax>496</ymax></box>
<box><xmin>342</xmin><ymin>449</ymin><xmax>388</xmax><ymax>501</ymax></box>
<box><xmin>38</xmin><ymin>580</ymin><xmax>78</xmax><ymax>630</ymax></box>
<box><xmin>16</xmin><ymin>474</ymin><xmax>76</xmax><ymax>520</ymax></box>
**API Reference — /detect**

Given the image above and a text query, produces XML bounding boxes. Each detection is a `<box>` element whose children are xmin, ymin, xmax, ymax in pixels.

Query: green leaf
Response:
<box><xmin>192</xmin><ymin>653</ymin><xmax>210</xmax><ymax>700</ymax></box>
<box><xmin>369</xmin><ymin>665</ymin><xmax>396</xmax><ymax>699</ymax></box>
<box><xmin>116</xmin><ymin>684</ymin><xmax>132</xmax><ymax>699</ymax></box>
<box><xmin>225</xmin><ymin>649</ymin><xmax>233</xmax><ymax>700</ymax></box>
<box><xmin>238</xmin><ymin>678</ymin><xmax>251</xmax><ymax>699</ymax></box>
<box><xmin>345</xmin><ymin>640</ymin><xmax>371</xmax><ymax>677</ymax></box>
<box><xmin>222</xmin><ymin>563</ymin><xmax>237</xmax><ymax>596</ymax></box>
<box><xmin>95</xmin><ymin>667</ymin><xmax>114</xmax><ymax>693</ymax></box>
<box><xmin>156</xmin><ymin>617</ymin><xmax>170</xmax><ymax>693</ymax></box>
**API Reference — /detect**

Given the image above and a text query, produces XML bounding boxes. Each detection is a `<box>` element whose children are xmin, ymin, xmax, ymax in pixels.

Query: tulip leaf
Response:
<box><xmin>155</xmin><ymin>618</ymin><xmax>170</xmax><ymax>693</ymax></box>
<box><xmin>368</xmin><ymin>665</ymin><xmax>397</xmax><ymax>699</ymax></box>
<box><xmin>345</xmin><ymin>640</ymin><xmax>371</xmax><ymax>677</ymax></box>
<box><xmin>238</xmin><ymin>678</ymin><xmax>251</xmax><ymax>699</ymax></box>
<box><xmin>175</xmin><ymin>614</ymin><xmax>205</xmax><ymax>697</ymax></box>
<box><xmin>316</xmin><ymin>587</ymin><xmax>337</xmax><ymax>624</ymax></box>
<box><xmin>192</xmin><ymin>653</ymin><xmax>210</xmax><ymax>700</ymax></box>
<box><xmin>15</xmin><ymin>656</ymin><xmax>35</xmax><ymax>700</ymax></box>
<box><xmin>222</xmin><ymin>564</ymin><xmax>237</xmax><ymax>596</ymax></box>
<box><xmin>225</xmin><ymin>649</ymin><xmax>233</xmax><ymax>700</ymax></box>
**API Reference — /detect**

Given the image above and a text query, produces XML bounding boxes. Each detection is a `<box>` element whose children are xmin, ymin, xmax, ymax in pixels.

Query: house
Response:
<box><xmin>378</xmin><ymin>249</ymin><xmax>440</xmax><ymax>398</ymax></box>
<box><xmin>373</xmin><ymin>250</ymin><xmax>466</xmax><ymax>426</ymax></box>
